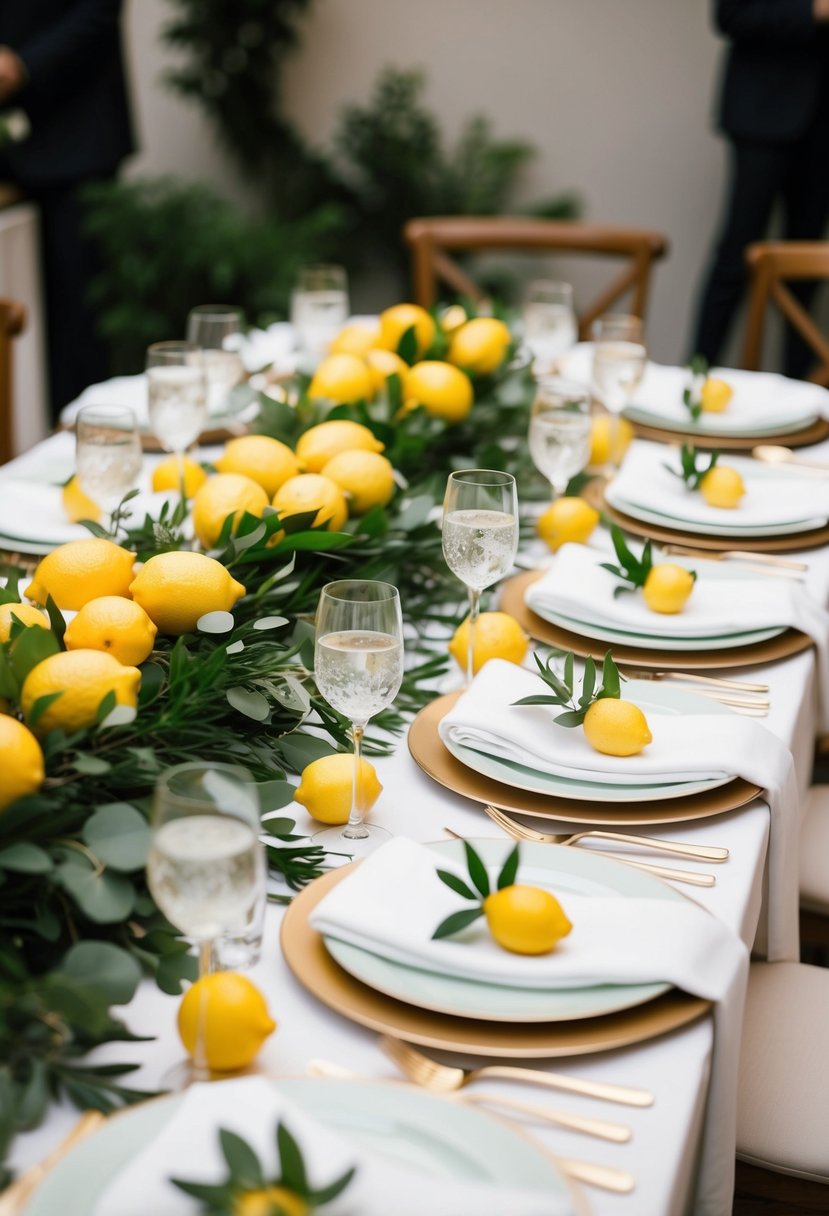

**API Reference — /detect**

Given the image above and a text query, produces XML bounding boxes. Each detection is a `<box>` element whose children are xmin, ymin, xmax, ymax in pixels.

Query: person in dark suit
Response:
<box><xmin>691</xmin><ymin>0</ymin><xmax>829</xmax><ymax>379</ymax></box>
<box><xmin>0</xmin><ymin>0</ymin><xmax>134</xmax><ymax>421</ymax></box>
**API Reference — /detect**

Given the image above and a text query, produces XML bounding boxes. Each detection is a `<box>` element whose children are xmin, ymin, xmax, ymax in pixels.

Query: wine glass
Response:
<box><xmin>528</xmin><ymin>377</ymin><xmax>592</xmax><ymax>499</ymax></box>
<box><xmin>186</xmin><ymin>305</ymin><xmax>245</xmax><ymax>415</ymax></box>
<box><xmin>146</xmin><ymin>762</ymin><xmax>265</xmax><ymax>1078</ymax></box>
<box><xmin>521</xmin><ymin>280</ymin><xmax>578</xmax><ymax>372</ymax></box>
<box><xmin>75</xmin><ymin>404</ymin><xmax>142</xmax><ymax>523</ymax></box>
<box><xmin>313</xmin><ymin>580</ymin><xmax>404</xmax><ymax>856</ymax></box>
<box><xmin>442</xmin><ymin>471</ymin><xmax>519</xmax><ymax>688</ymax></box>
<box><xmin>146</xmin><ymin>341</ymin><xmax>207</xmax><ymax>477</ymax></box>
<box><xmin>591</xmin><ymin>314</ymin><xmax>646</xmax><ymax>467</ymax></box>
<box><xmin>290</xmin><ymin>264</ymin><xmax>349</xmax><ymax>369</ymax></box>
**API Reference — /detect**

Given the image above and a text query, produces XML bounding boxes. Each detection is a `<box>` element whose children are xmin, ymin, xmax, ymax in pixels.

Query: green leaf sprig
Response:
<box><xmin>171</xmin><ymin>1119</ymin><xmax>356</xmax><ymax>1214</ymax></box>
<box><xmin>432</xmin><ymin>840</ymin><xmax>519</xmax><ymax>940</ymax></box>
<box><xmin>664</xmin><ymin>444</ymin><xmax>719</xmax><ymax>490</ymax></box>
<box><xmin>512</xmin><ymin>650</ymin><xmax>622</xmax><ymax>727</ymax></box>
<box><xmin>682</xmin><ymin>354</ymin><xmax>709</xmax><ymax>421</ymax></box>
<box><xmin>599</xmin><ymin>525</ymin><xmax>654</xmax><ymax>596</ymax></box>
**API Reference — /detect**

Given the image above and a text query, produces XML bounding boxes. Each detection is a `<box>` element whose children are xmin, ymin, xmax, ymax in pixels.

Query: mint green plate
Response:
<box><xmin>25</xmin><ymin>1077</ymin><xmax>580</xmax><ymax>1214</ymax></box>
<box><xmin>324</xmin><ymin>839</ymin><xmax>681</xmax><ymax>1023</ymax></box>
<box><xmin>529</xmin><ymin>605</ymin><xmax>783</xmax><ymax>653</ymax></box>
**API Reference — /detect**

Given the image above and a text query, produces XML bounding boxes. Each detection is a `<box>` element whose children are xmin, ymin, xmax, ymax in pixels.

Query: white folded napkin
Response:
<box><xmin>312</xmin><ymin>836</ymin><xmax>748</xmax><ymax>1216</ymax></box>
<box><xmin>608</xmin><ymin>441</ymin><xmax>829</xmax><ymax>529</ymax></box>
<box><xmin>94</xmin><ymin>1076</ymin><xmax>569</xmax><ymax>1216</ymax></box>
<box><xmin>439</xmin><ymin>660</ymin><xmax>799</xmax><ymax>959</ymax></box>
<box><xmin>60</xmin><ymin>375</ymin><xmax>149</xmax><ymax>427</ymax></box>
<box><xmin>0</xmin><ymin>479</ymin><xmax>179</xmax><ymax>547</ymax></box>
<box><xmin>233</xmin><ymin>322</ymin><xmax>298</xmax><ymax>374</ymax></box>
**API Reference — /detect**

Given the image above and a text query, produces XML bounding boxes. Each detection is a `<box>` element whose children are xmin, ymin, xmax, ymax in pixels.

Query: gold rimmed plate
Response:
<box><xmin>601</xmin><ymin>499</ymin><xmax>829</xmax><ymax>554</ymax></box>
<box><xmin>629</xmin><ymin>414</ymin><xmax>829</xmax><ymax>452</ymax></box>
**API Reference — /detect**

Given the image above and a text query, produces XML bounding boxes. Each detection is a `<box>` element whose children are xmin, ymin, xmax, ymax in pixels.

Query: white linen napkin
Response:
<box><xmin>607</xmin><ymin>441</ymin><xmax>829</xmax><ymax>529</ymax></box>
<box><xmin>312</xmin><ymin>836</ymin><xmax>749</xmax><ymax>1216</ymax></box>
<box><xmin>60</xmin><ymin>375</ymin><xmax>150</xmax><ymax>427</ymax></box>
<box><xmin>439</xmin><ymin>660</ymin><xmax>799</xmax><ymax>959</ymax></box>
<box><xmin>94</xmin><ymin>1076</ymin><xmax>569</xmax><ymax>1216</ymax></box>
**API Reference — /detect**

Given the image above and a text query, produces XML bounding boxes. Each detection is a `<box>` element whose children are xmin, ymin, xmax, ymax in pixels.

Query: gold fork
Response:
<box><xmin>622</xmin><ymin>668</ymin><xmax>769</xmax><ymax>694</ymax></box>
<box><xmin>660</xmin><ymin>544</ymin><xmax>808</xmax><ymax>573</ymax></box>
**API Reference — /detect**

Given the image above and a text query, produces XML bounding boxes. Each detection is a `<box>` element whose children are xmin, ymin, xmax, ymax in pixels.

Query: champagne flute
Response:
<box><xmin>591</xmin><ymin>314</ymin><xmax>646</xmax><ymax>467</ymax></box>
<box><xmin>186</xmin><ymin>305</ymin><xmax>245</xmax><ymax>415</ymax></box>
<box><xmin>290</xmin><ymin>264</ymin><xmax>349</xmax><ymax>369</ymax></box>
<box><xmin>442</xmin><ymin>471</ymin><xmax>519</xmax><ymax>687</ymax></box>
<box><xmin>146</xmin><ymin>341</ymin><xmax>207</xmax><ymax>477</ymax></box>
<box><xmin>146</xmin><ymin>762</ymin><xmax>265</xmax><ymax>1079</ymax></box>
<box><xmin>528</xmin><ymin>377</ymin><xmax>592</xmax><ymax>499</ymax></box>
<box><xmin>313</xmin><ymin>580</ymin><xmax>403</xmax><ymax>856</ymax></box>
<box><xmin>75</xmin><ymin>404</ymin><xmax>142</xmax><ymax>524</ymax></box>
<box><xmin>521</xmin><ymin>280</ymin><xmax>578</xmax><ymax>372</ymax></box>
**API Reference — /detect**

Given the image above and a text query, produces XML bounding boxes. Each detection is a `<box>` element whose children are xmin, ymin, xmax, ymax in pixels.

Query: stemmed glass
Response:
<box><xmin>591</xmin><ymin>314</ymin><xmax>646</xmax><ymax>467</ymax></box>
<box><xmin>186</xmin><ymin>305</ymin><xmax>245</xmax><ymax>415</ymax></box>
<box><xmin>146</xmin><ymin>341</ymin><xmax>207</xmax><ymax>477</ymax></box>
<box><xmin>146</xmin><ymin>762</ymin><xmax>265</xmax><ymax>1079</ymax></box>
<box><xmin>290</xmin><ymin>264</ymin><xmax>349</xmax><ymax>368</ymax></box>
<box><xmin>521</xmin><ymin>280</ymin><xmax>578</xmax><ymax>372</ymax></box>
<box><xmin>442</xmin><ymin>471</ymin><xmax>519</xmax><ymax>687</ymax></box>
<box><xmin>528</xmin><ymin>376</ymin><xmax>592</xmax><ymax>500</ymax></box>
<box><xmin>75</xmin><ymin>404</ymin><xmax>142</xmax><ymax>525</ymax></box>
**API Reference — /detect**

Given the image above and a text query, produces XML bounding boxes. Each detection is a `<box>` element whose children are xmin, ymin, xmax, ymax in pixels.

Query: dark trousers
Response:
<box><xmin>692</xmin><ymin>113</ymin><xmax>829</xmax><ymax>379</ymax></box>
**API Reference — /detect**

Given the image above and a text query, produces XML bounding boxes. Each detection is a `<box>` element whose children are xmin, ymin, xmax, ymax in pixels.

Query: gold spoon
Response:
<box><xmin>752</xmin><ymin>444</ymin><xmax>829</xmax><ymax>473</ymax></box>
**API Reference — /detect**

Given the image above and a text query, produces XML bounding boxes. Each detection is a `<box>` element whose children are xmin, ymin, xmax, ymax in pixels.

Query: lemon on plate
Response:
<box><xmin>0</xmin><ymin>602</ymin><xmax>50</xmax><ymax>643</ymax></box>
<box><xmin>150</xmin><ymin>455</ymin><xmax>208</xmax><ymax>498</ymax></box>
<box><xmin>0</xmin><ymin>716</ymin><xmax>45</xmax><ymax>811</ymax></box>
<box><xmin>61</xmin><ymin>475</ymin><xmax>101</xmax><ymax>523</ymax></box>
<box><xmin>215</xmin><ymin>435</ymin><xmax>301</xmax><ymax>498</ymax></box>
<box><xmin>700</xmin><ymin>465</ymin><xmax>745</xmax><ymax>509</ymax></box>
<box><xmin>582</xmin><ymin>699</ymin><xmax>652</xmax><ymax>757</ymax></box>
<box><xmin>701</xmin><ymin>377</ymin><xmax>733</xmax><ymax>413</ymax></box>
<box><xmin>21</xmin><ymin>649</ymin><xmax>141</xmax><ymax>736</ymax></box>
<box><xmin>448</xmin><ymin>612</ymin><xmax>528</xmax><ymax>676</ymax></box>
<box><xmin>377</xmin><ymin>302</ymin><xmax>436</xmax><ymax>358</ymax></box>
<box><xmin>588</xmin><ymin>414</ymin><xmax>634</xmax><ymax>468</ymax></box>
<box><xmin>192</xmin><ymin>472</ymin><xmax>270</xmax><ymax>549</ymax></box>
<box><xmin>234</xmin><ymin>1189</ymin><xmax>308</xmax><ymax>1216</ymax></box>
<box><xmin>295</xmin><ymin>420</ymin><xmax>384</xmax><ymax>473</ymax></box>
<box><xmin>294</xmin><ymin>753</ymin><xmax>382</xmax><ymax>825</ymax></box>
<box><xmin>272</xmin><ymin>473</ymin><xmax>348</xmax><ymax>532</ymax></box>
<box><xmin>177</xmin><ymin>972</ymin><xmax>276</xmax><ymax>1072</ymax></box>
<box><xmin>364</xmin><ymin>348</ymin><xmax>409</xmax><ymax>395</ymax></box>
<box><xmin>403</xmin><ymin>361</ymin><xmax>473</xmax><ymax>424</ymax></box>
<box><xmin>321</xmin><ymin>450</ymin><xmax>396</xmax><ymax>514</ymax></box>
<box><xmin>484</xmin><ymin>884</ymin><xmax>572</xmax><ymax>955</ymax></box>
<box><xmin>64</xmin><ymin>596</ymin><xmax>158</xmax><ymax>665</ymax></box>
<box><xmin>26</xmin><ymin>539</ymin><xmax>135</xmax><ymax>611</ymax></box>
<box><xmin>642</xmin><ymin>564</ymin><xmax>696</xmax><ymax>614</ymax></box>
<box><xmin>129</xmin><ymin>551</ymin><xmax>246</xmax><ymax>636</ymax></box>
<box><xmin>328</xmin><ymin>320</ymin><xmax>380</xmax><ymax>358</ymax></box>
<box><xmin>448</xmin><ymin>317</ymin><xmax>511</xmax><ymax>375</ymax></box>
<box><xmin>536</xmin><ymin>497</ymin><xmax>599</xmax><ymax>552</ymax></box>
<box><xmin>307</xmin><ymin>354</ymin><xmax>373</xmax><ymax>405</ymax></box>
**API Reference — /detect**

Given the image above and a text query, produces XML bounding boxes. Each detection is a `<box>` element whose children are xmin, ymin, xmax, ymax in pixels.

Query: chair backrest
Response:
<box><xmin>403</xmin><ymin>217</ymin><xmax>669</xmax><ymax>336</ymax></box>
<box><xmin>741</xmin><ymin>242</ymin><xmax>829</xmax><ymax>385</ymax></box>
<box><xmin>0</xmin><ymin>298</ymin><xmax>25</xmax><ymax>465</ymax></box>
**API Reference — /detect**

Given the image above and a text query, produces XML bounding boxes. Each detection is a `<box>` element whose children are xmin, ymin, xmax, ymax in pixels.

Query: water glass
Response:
<box><xmin>186</xmin><ymin>305</ymin><xmax>245</xmax><ymax>415</ymax></box>
<box><xmin>522</xmin><ymin>280</ymin><xmax>578</xmax><ymax>371</ymax></box>
<box><xmin>146</xmin><ymin>340</ymin><xmax>207</xmax><ymax>462</ymax></box>
<box><xmin>75</xmin><ymin>404</ymin><xmax>142</xmax><ymax>518</ymax></box>
<box><xmin>528</xmin><ymin>377</ymin><xmax>592</xmax><ymax>499</ymax></box>
<box><xmin>591</xmin><ymin>314</ymin><xmax>647</xmax><ymax>415</ymax></box>
<box><xmin>290</xmin><ymin>264</ymin><xmax>349</xmax><ymax>368</ymax></box>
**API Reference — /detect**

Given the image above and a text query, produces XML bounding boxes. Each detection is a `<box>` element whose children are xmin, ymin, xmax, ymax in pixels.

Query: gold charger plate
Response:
<box><xmin>630</xmin><ymin>413</ymin><xmax>829</xmax><ymax>452</ymax></box>
<box><xmin>500</xmin><ymin>569</ymin><xmax>813</xmax><ymax>672</ymax></box>
<box><xmin>407</xmin><ymin>691</ymin><xmax>762</xmax><ymax>826</ymax></box>
<box><xmin>281</xmin><ymin>864</ymin><xmax>711</xmax><ymax>1057</ymax></box>
<box><xmin>602</xmin><ymin>499</ymin><xmax>829</xmax><ymax>554</ymax></box>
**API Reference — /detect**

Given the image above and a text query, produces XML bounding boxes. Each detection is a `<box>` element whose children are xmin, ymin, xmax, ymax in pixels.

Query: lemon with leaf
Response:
<box><xmin>0</xmin><ymin>717</ymin><xmax>45</xmax><ymax>811</ymax></box>
<box><xmin>536</xmin><ymin>497</ymin><xmax>599</xmax><ymax>552</ymax></box>
<box><xmin>701</xmin><ymin>377</ymin><xmax>733</xmax><ymax>413</ymax></box>
<box><xmin>26</xmin><ymin>539</ymin><xmax>135</xmax><ymax>611</ymax></box>
<box><xmin>294</xmin><ymin>753</ymin><xmax>382</xmax><ymax>825</ymax></box>
<box><xmin>295</xmin><ymin>420</ymin><xmax>384</xmax><ymax>473</ymax></box>
<box><xmin>64</xmin><ymin>596</ymin><xmax>158</xmax><ymax>665</ymax></box>
<box><xmin>307</xmin><ymin>353</ymin><xmax>373</xmax><ymax>405</ymax></box>
<box><xmin>129</xmin><ymin>551</ymin><xmax>246</xmax><ymax>635</ymax></box>
<box><xmin>151</xmin><ymin>456</ymin><xmax>207</xmax><ymax>498</ymax></box>
<box><xmin>642</xmin><ymin>564</ymin><xmax>696</xmax><ymax>614</ymax></box>
<box><xmin>403</xmin><ymin>361</ymin><xmax>473</xmax><ymax>423</ymax></box>
<box><xmin>700</xmin><ymin>465</ymin><xmax>745</xmax><ymax>509</ymax></box>
<box><xmin>448</xmin><ymin>316</ymin><xmax>511</xmax><ymax>375</ymax></box>
<box><xmin>0</xmin><ymin>603</ymin><xmax>49</xmax><ymax>643</ymax></box>
<box><xmin>377</xmin><ymin>302</ymin><xmax>436</xmax><ymax>358</ymax></box>
<box><xmin>484</xmin><ymin>884</ymin><xmax>573</xmax><ymax>955</ymax></box>
<box><xmin>321</xmin><ymin>450</ymin><xmax>396</xmax><ymax>514</ymax></box>
<box><xmin>21</xmin><ymin>649</ymin><xmax>141</xmax><ymax>737</ymax></box>
<box><xmin>178</xmin><ymin>972</ymin><xmax>276</xmax><ymax>1072</ymax></box>
<box><xmin>583</xmin><ymin>699</ymin><xmax>652</xmax><ymax>757</ymax></box>
<box><xmin>272</xmin><ymin>473</ymin><xmax>348</xmax><ymax>532</ymax></box>
<box><xmin>448</xmin><ymin>612</ymin><xmax>528</xmax><ymax>676</ymax></box>
<box><xmin>215</xmin><ymin>435</ymin><xmax>301</xmax><ymax>498</ymax></box>
<box><xmin>192</xmin><ymin>473</ymin><xmax>269</xmax><ymax>549</ymax></box>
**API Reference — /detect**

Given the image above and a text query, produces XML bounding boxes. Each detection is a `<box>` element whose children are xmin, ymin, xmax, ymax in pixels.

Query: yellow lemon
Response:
<box><xmin>21</xmin><ymin>649</ymin><xmax>141</xmax><ymax>737</ymax></box>
<box><xmin>320</xmin><ymin>450</ymin><xmax>396</xmax><ymax>514</ymax></box>
<box><xmin>448</xmin><ymin>612</ymin><xmax>528</xmax><ymax>676</ymax></box>
<box><xmin>294</xmin><ymin>753</ymin><xmax>383</xmax><ymax>825</ymax></box>
<box><xmin>377</xmin><ymin>303</ymin><xmax>436</xmax><ymax>358</ymax></box>
<box><xmin>0</xmin><ymin>717</ymin><xmax>45</xmax><ymax>811</ymax></box>
<box><xmin>234</xmin><ymin>1190</ymin><xmax>308</xmax><ymax>1216</ymax></box>
<box><xmin>439</xmin><ymin>304</ymin><xmax>468</xmax><ymax>334</ymax></box>
<box><xmin>0</xmin><ymin>603</ymin><xmax>50</xmax><ymax>643</ymax></box>
<box><xmin>151</xmin><ymin>455</ymin><xmax>208</xmax><ymax>498</ymax></box>
<box><xmin>328</xmin><ymin>320</ymin><xmax>381</xmax><ymax>358</ymax></box>
<box><xmin>700</xmin><ymin>465</ymin><xmax>745</xmax><ymax>509</ymax></box>
<box><xmin>192</xmin><ymin>473</ymin><xmax>269</xmax><ymax>549</ymax></box>
<box><xmin>588</xmin><ymin>414</ymin><xmax>634</xmax><ymax>468</ymax></box>
<box><xmin>295</xmin><ymin>420</ymin><xmax>384</xmax><ymax>474</ymax></box>
<box><xmin>642</xmin><ymin>564</ymin><xmax>695</xmax><ymax>615</ymax></box>
<box><xmin>701</xmin><ymin>377</ymin><xmax>733</xmax><ymax>413</ymax></box>
<box><xmin>583</xmin><ymin>699</ymin><xmax>652</xmax><ymax>757</ymax></box>
<box><xmin>364</xmin><ymin>348</ymin><xmax>409</xmax><ymax>395</ymax></box>
<box><xmin>448</xmin><ymin>317</ymin><xmax>511</xmax><ymax>375</ymax></box>
<box><xmin>26</xmin><ymin>539</ymin><xmax>135</xmax><ymax>611</ymax></box>
<box><xmin>536</xmin><ymin>497</ymin><xmax>599</xmax><ymax>552</ymax></box>
<box><xmin>61</xmin><ymin>475</ymin><xmax>100</xmax><ymax>523</ymax></box>
<box><xmin>215</xmin><ymin>435</ymin><xmax>301</xmax><ymax>498</ymax></box>
<box><xmin>403</xmin><ymin>361</ymin><xmax>474</xmax><ymax>424</ymax></box>
<box><xmin>178</xmin><ymin>972</ymin><xmax>276</xmax><ymax>1073</ymax></box>
<box><xmin>129</xmin><ymin>551</ymin><xmax>246</xmax><ymax>636</ymax></box>
<box><xmin>307</xmin><ymin>353</ymin><xmax>373</xmax><ymax>405</ymax></box>
<box><xmin>484</xmin><ymin>885</ymin><xmax>572</xmax><ymax>955</ymax></box>
<box><xmin>272</xmin><ymin>474</ymin><xmax>348</xmax><ymax>532</ymax></box>
<box><xmin>64</xmin><ymin>596</ymin><xmax>158</xmax><ymax>665</ymax></box>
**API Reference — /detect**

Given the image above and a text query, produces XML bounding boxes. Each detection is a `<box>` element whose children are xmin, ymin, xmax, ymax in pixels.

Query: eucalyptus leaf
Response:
<box><xmin>83</xmin><ymin>804</ymin><xmax>151</xmax><ymax>872</ymax></box>
<box><xmin>257</xmin><ymin>782</ymin><xmax>297</xmax><ymax>813</ymax></box>
<box><xmin>72</xmin><ymin>754</ymin><xmax>111</xmax><ymax>775</ymax></box>
<box><xmin>0</xmin><ymin>842</ymin><xmax>52</xmax><ymax>874</ymax></box>
<box><xmin>252</xmin><ymin>616</ymin><xmax>290</xmax><ymax>630</ymax></box>
<box><xmin>55</xmin><ymin>861</ymin><xmax>136</xmax><ymax>924</ymax></box>
<box><xmin>226</xmin><ymin>687</ymin><xmax>271</xmax><ymax>721</ymax></box>
<box><xmin>197</xmin><ymin>611</ymin><xmax>236</xmax><ymax>634</ymax></box>
<box><xmin>57</xmin><ymin>940</ymin><xmax>142</xmax><ymax>1006</ymax></box>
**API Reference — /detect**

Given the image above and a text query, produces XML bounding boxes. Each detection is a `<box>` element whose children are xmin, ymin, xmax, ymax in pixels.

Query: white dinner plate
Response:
<box><xmin>526</xmin><ymin>604</ymin><xmax>784</xmax><ymax>652</ymax></box>
<box><xmin>605</xmin><ymin>481</ymin><xmax>827</xmax><ymax>538</ymax></box>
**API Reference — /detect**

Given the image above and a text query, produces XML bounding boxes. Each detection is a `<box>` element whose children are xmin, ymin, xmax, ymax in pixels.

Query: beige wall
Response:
<box><xmin>124</xmin><ymin>0</ymin><xmax>730</xmax><ymax>363</ymax></box>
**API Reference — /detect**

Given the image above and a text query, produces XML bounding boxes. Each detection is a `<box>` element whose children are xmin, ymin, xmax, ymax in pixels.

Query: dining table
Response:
<box><xmin>4</xmin><ymin>414</ymin><xmax>829</xmax><ymax>1215</ymax></box>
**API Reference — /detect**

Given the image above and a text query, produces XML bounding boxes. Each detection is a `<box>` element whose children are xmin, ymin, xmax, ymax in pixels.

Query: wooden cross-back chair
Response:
<box><xmin>741</xmin><ymin>242</ymin><xmax>829</xmax><ymax>386</ymax></box>
<box><xmin>404</xmin><ymin>217</ymin><xmax>669</xmax><ymax>336</ymax></box>
<box><xmin>0</xmin><ymin>298</ymin><xmax>25</xmax><ymax>465</ymax></box>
